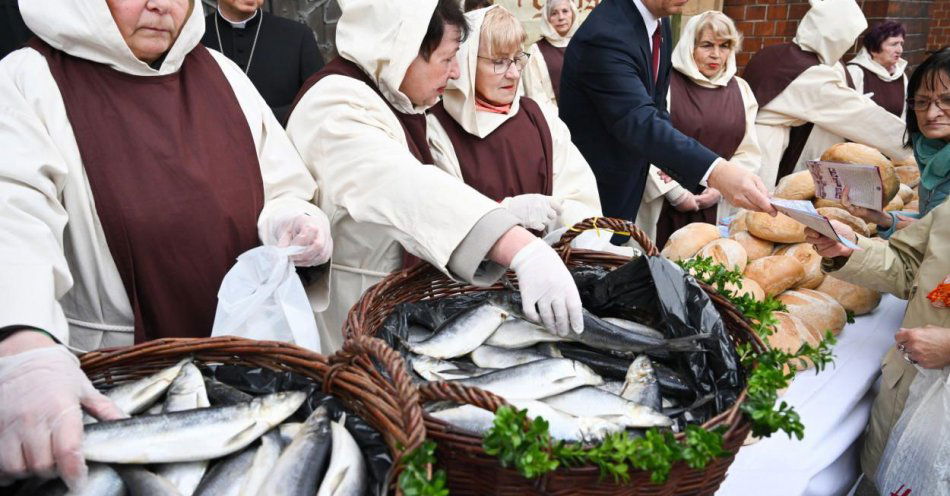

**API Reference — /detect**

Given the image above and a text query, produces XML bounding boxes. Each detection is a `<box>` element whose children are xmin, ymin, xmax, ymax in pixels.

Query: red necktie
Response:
<box><xmin>651</xmin><ymin>27</ymin><xmax>662</xmax><ymax>85</ymax></box>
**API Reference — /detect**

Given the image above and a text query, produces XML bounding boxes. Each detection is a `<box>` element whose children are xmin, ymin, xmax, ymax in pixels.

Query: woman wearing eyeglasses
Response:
<box><xmin>839</xmin><ymin>47</ymin><xmax>950</xmax><ymax>239</ymax></box>
<box><xmin>426</xmin><ymin>5</ymin><xmax>600</xmax><ymax>236</ymax></box>
<box><xmin>521</xmin><ymin>0</ymin><xmax>578</xmax><ymax>108</ymax></box>
<box><xmin>636</xmin><ymin>11</ymin><xmax>761</xmax><ymax>248</ymax></box>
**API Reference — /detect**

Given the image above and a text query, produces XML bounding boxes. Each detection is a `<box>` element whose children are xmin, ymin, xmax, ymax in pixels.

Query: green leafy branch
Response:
<box><xmin>399</xmin><ymin>440</ymin><xmax>449</xmax><ymax>496</ymax></box>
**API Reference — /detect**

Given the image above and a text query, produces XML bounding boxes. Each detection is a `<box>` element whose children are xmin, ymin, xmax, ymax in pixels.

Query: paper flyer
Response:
<box><xmin>769</xmin><ymin>199</ymin><xmax>861</xmax><ymax>250</ymax></box>
<box><xmin>806</xmin><ymin>160</ymin><xmax>885</xmax><ymax>211</ymax></box>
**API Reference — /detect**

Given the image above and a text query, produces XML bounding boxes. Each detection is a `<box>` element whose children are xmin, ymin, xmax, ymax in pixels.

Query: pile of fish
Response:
<box><xmin>387</xmin><ymin>292</ymin><xmax>716</xmax><ymax>444</ymax></box>
<box><xmin>16</xmin><ymin>359</ymin><xmax>371</xmax><ymax>496</ymax></box>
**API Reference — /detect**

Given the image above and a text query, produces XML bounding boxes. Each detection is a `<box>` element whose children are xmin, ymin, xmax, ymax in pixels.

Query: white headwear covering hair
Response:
<box><xmin>793</xmin><ymin>0</ymin><xmax>867</xmax><ymax>66</ymax></box>
<box><xmin>672</xmin><ymin>11</ymin><xmax>740</xmax><ymax>88</ymax></box>
<box><xmin>540</xmin><ymin>0</ymin><xmax>579</xmax><ymax>48</ymax></box>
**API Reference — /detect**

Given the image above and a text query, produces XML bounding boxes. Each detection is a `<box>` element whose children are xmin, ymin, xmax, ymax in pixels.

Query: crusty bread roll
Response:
<box><xmin>894</xmin><ymin>165</ymin><xmax>920</xmax><ymax>187</ymax></box>
<box><xmin>815</xmin><ymin>275</ymin><xmax>881</xmax><ymax>315</ymax></box>
<box><xmin>774</xmin><ymin>243</ymin><xmax>825</xmax><ymax>289</ymax></box>
<box><xmin>747</xmin><ymin>212</ymin><xmax>806</xmax><ymax>244</ymax></box>
<box><xmin>777</xmin><ymin>289</ymin><xmax>847</xmax><ymax>336</ymax></box>
<box><xmin>821</xmin><ymin>143</ymin><xmax>900</xmax><ymax>203</ymax></box>
<box><xmin>729</xmin><ymin>230</ymin><xmax>774</xmax><ymax>260</ymax></box>
<box><xmin>697</xmin><ymin>238</ymin><xmax>748</xmax><ymax>272</ymax></box>
<box><xmin>813</xmin><ymin>198</ymin><xmax>844</xmax><ymax>209</ymax></box>
<box><xmin>744</xmin><ymin>256</ymin><xmax>806</xmax><ymax>297</ymax></box>
<box><xmin>884</xmin><ymin>194</ymin><xmax>904</xmax><ymax>211</ymax></box>
<box><xmin>893</xmin><ymin>155</ymin><xmax>917</xmax><ymax>168</ymax></box>
<box><xmin>660</xmin><ymin>222</ymin><xmax>721</xmax><ymax>261</ymax></box>
<box><xmin>816</xmin><ymin>207</ymin><xmax>870</xmax><ymax>237</ymax></box>
<box><xmin>904</xmin><ymin>200</ymin><xmax>919</xmax><ymax>212</ymax></box>
<box><xmin>774</xmin><ymin>170</ymin><xmax>815</xmax><ymax>201</ymax></box>
<box><xmin>897</xmin><ymin>183</ymin><xmax>915</xmax><ymax>204</ymax></box>
<box><xmin>770</xmin><ymin>312</ymin><xmax>820</xmax><ymax>371</ymax></box>
<box><xmin>725</xmin><ymin>277</ymin><xmax>765</xmax><ymax>301</ymax></box>
<box><xmin>729</xmin><ymin>210</ymin><xmax>749</xmax><ymax>235</ymax></box>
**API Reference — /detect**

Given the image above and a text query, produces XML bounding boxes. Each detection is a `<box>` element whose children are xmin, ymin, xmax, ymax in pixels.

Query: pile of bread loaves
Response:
<box><xmin>660</xmin><ymin>143</ymin><xmax>919</xmax><ymax>371</ymax></box>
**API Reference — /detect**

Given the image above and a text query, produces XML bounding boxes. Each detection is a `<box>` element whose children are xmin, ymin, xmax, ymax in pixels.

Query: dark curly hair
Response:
<box><xmin>862</xmin><ymin>21</ymin><xmax>906</xmax><ymax>54</ymax></box>
<box><xmin>904</xmin><ymin>47</ymin><xmax>950</xmax><ymax>146</ymax></box>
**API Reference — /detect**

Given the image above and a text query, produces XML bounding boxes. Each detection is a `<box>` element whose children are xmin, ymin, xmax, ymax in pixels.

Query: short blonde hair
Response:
<box><xmin>479</xmin><ymin>7</ymin><xmax>527</xmax><ymax>58</ymax></box>
<box><xmin>694</xmin><ymin>11</ymin><xmax>743</xmax><ymax>53</ymax></box>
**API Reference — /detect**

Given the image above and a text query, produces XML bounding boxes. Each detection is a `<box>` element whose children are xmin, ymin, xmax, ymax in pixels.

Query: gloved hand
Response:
<box><xmin>509</xmin><ymin>239</ymin><xmax>584</xmax><ymax>337</ymax></box>
<box><xmin>0</xmin><ymin>345</ymin><xmax>124</xmax><ymax>490</ymax></box>
<box><xmin>501</xmin><ymin>194</ymin><xmax>563</xmax><ymax>231</ymax></box>
<box><xmin>273</xmin><ymin>213</ymin><xmax>333</xmax><ymax>267</ymax></box>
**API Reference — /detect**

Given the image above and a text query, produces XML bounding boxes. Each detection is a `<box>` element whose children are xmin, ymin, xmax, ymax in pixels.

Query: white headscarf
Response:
<box><xmin>793</xmin><ymin>0</ymin><xmax>867</xmax><ymax>66</ymax></box>
<box><xmin>672</xmin><ymin>11</ymin><xmax>738</xmax><ymax>89</ymax></box>
<box><xmin>849</xmin><ymin>47</ymin><xmax>907</xmax><ymax>82</ymax></box>
<box><xmin>539</xmin><ymin>0</ymin><xmax>579</xmax><ymax>48</ymax></box>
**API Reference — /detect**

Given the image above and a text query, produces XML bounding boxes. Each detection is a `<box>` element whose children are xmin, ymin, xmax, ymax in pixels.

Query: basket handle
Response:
<box><xmin>418</xmin><ymin>381</ymin><xmax>510</xmax><ymax>413</ymax></box>
<box><xmin>552</xmin><ymin>217</ymin><xmax>659</xmax><ymax>260</ymax></box>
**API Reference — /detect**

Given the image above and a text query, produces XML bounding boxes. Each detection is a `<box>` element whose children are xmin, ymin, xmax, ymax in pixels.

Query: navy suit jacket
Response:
<box><xmin>559</xmin><ymin>0</ymin><xmax>718</xmax><ymax>221</ymax></box>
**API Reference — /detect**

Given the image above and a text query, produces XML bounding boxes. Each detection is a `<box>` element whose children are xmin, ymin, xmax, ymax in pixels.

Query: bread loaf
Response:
<box><xmin>815</xmin><ymin>276</ymin><xmax>881</xmax><ymax>315</ymax></box>
<box><xmin>777</xmin><ymin>289</ymin><xmax>847</xmax><ymax>336</ymax></box>
<box><xmin>697</xmin><ymin>238</ymin><xmax>748</xmax><ymax>272</ymax></box>
<box><xmin>821</xmin><ymin>143</ymin><xmax>900</xmax><ymax>203</ymax></box>
<box><xmin>897</xmin><ymin>183</ymin><xmax>915</xmax><ymax>204</ymax></box>
<box><xmin>894</xmin><ymin>165</ymin><xmax>920</xmax><ymax>187</ymax></box>
<box><xmin>884</xmin><ymin>194</ymin><xmax>904</xmax><ymax>212</ymax></box>
<box><xmin>774</xmin><ymin>170</ymin><xmax>815</xmax><ymax>200</ymax></box>
<box><xmin>904</xmin><ymin>200</ymin><xmax>919</xmax><ymax>212</ymax></box>
<box><xmin>725</xmin><ymin>277</ymin><xmax>765</xmax><ymax>301</ymax></box>
<box><xmin>660</xmin><ymin>222</ymin><xmax>721</xmax><ymax>261</ymax></box>
<box><xmin>744</xmin><ymin>256</ymin><xmax>805</xmax><ymax>297</ymax></box>
<box><xmin>770</xmin><ymin>312</ymin><xmax>820</xmax><ymax>371</ymax></box>
<box><xmin>813</xmin><ymin>198</ymin><xmax>844</xmax><ymax>209</ymax></box>
<box><xmin>816</xmin><ymin>207</ymin><xmax>870</xmax><ymax>237</ymax></box>
<box><xmin>729</xmin><ymin>230</ymin><xmax>774</xmax><ymax>260</ymax></box>
<box><xmin>774</xmin><ymin>243</ymin><xmax>825</xmax><ymax>289</ymax></box>
<box><xmin>893</xmin><ymin>155</ymin><xmax>917</xmax><ymax>168</ymax></box>
<box><xmin>747</xmin><ymin>212</ymin><xmax>806</xmax><ymax>243</ymax></box>
<box><xmin>729</xmin><ymin>210</ymin><xmax>749</xmax><ymax>235</ymax></box>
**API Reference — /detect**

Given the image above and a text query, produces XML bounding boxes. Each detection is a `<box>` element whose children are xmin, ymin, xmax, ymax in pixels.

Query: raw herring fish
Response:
<box><xmin>542</xmin><ymin>386</ymin><xmax>672</xmax><ymax>428</ymax></box>
<box><xmin>157</xmin><ymin>363</ymin><xmax>211</xmax><ymax>496</ymax></box>
<box><xmin>316</xmin><ymin>416</ymin><xmax>368</xmax><ymax>496</ymax></box>
<box><xmin>20</xmin><ymin>464</ymin><xmax>125</xmax><ymax>496</ymax></box>
<box><xmin>451</xmin><ymin>358</ymin><xmax>603</xmax><ymax>400</ymax></box>
<box><xmin>620</xmin><ymin>356</ymin><xmax>661</xmax><ymax>411</ymax></box>
<box><xmin>408</xmin><ymin>354</ymin><xmax>490</xmax><ymax>381</ymax></box>
<box><xmin>278</xmin><ymin>422</ymin><xmax>303</xmax><ymax>446</ymax></box>
<box><xmin>192</xmin><ymin>447</ymin><xmax>257</xmax><ymax>496</ymax></box>
<box><xmin>484</xmin><ymin>318</ymin><xmax>566</xmax><ymax>349</ymax></box>
<box><xmin>430</xmin><ymin>401</ymin><xmax>622</xmax><ymax>443</ymax></box>
<box><xmin>574</xmin><ymin>311</ymin><xmax>706</xmax><ymax>356</ymax></box>
<box><xmin>257</xmin><ymin>406</ymin><xmax>332</xmax><ymax>496</ymax></box>
<box><xmin>237</xmin><ymin>430</ymin><xmax>283</xmax><ymax>496</ymax></box>
<box><xmin>117</xmin><ymin>466</ymin><xmax>183</xmax><ymax>496</ymax></box>
<box><xmin>602</xmin><ymin>317</ymin><xmax>665</xmax><ymax>340</ymax></box>
<box><xmin>408</xmin><ymin>302</ymin><xmax>509</xmax><ymax>358</ymax></box>
<box><xmin>204</xmin><ymin>378</ymin><xmax>253</xmax><ymax>406</ymax></box>
<box><xmin>83</xmin><ymin>391</ymin><xmax>306</xmax><ymax>464</ymax></box>
<box><xmin>469</xmin><ymin>345</ymin><xmax>546</xmax><ymax>369</ymax></box>
<box><xmin>84</xmin><ymin>358</ymin><xmax>192</xmax><ymax>422</ymax></box>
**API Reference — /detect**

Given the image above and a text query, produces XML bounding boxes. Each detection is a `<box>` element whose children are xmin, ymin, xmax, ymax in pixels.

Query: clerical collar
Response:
<box><xmin>217</xmin><ymin>7</ymin><xmax>258</xmax><ymax>29</ymax></box>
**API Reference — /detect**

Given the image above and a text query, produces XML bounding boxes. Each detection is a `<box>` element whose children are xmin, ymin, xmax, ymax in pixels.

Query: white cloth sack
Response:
<box><xmin>212</xmin><ymin>246</ymin><xmax>320</xmax><ymax>352</ymax></box>
<box><xmin>875</xmin><ymin>365</ymin><xmax>950</xmax><ymax>495</ymax></box>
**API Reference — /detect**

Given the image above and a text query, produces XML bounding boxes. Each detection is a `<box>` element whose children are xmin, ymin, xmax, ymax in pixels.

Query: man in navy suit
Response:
<box><xmin>559</xmin><ymin>0</ymin><xmax>775</xmax><ymax>221</ymax></box>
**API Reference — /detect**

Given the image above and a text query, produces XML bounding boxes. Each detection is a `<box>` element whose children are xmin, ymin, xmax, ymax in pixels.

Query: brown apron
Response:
<box><xmin>850</xmin><ymin>64</ymin><xmax>905</xmax><ymax>117</ymax></box>
<box><xmin>429</xmin><ymin>97</ymin><xmax>554</xmax><ymax>201</ymax></box>
<box><xmin>29</xmin><ymin>38</ymin><xmax>265</xmax><ymax>343</ymax></box>
<box><xmin>655</xmin><ymin>72</ymin><xmax>745</xmax><ymax>249</ymax></box>
<box><xmin>536</xmin><ymin>38</ymin><xmax>566</xmax><ymax>103</ymax></box>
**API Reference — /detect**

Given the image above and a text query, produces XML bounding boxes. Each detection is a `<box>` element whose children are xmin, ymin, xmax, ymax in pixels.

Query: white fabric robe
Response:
<box><xmin>521</xmin><ymin>0</ymin><xmax>579</xmax><ymax>108</ymax></box>
<box><xmin>636</xmin><ymin>12</ymin><xmax>762</xmax><ymax>242</ymax></box>
<box><xmin>0</xmin><ymin>0</ymin><xmax>327</xmax><ymax>352</ymax></box>
<box><xmin>286</xmin><ymin>0</ymin><xmax>520</xmax><ymax>353</ymax></box>
<box><xmin>427</xmin><ymin>6</ymin><xmax>601</xmax><ymax>236</ymax></box>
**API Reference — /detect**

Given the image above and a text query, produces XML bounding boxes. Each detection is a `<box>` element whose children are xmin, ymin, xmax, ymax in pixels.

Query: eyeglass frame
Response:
<box><xmin>477</xmin><ymin>51</ymin><xmax>531</xmax><ymax>74</ymax></box>
<box><xmin>907</xmin><ymin>93</ymin><xmax>950</xmax><ymax>112</ymax></box>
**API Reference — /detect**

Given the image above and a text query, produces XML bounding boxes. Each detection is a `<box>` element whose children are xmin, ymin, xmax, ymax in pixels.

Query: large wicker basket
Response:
<box><xmin>344</xmin><ymin>217</ymin><xmax>767</xmax><ymax>496</ymax></box>
<box><xmin>79</xmin><ymin>335</ymin><xmax>425</xmax><ymax>495</ymax></box>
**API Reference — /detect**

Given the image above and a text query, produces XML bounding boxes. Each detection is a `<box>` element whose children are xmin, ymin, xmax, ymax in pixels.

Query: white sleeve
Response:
<box><xmin>538</xmin><ymin>101</ymin><xmax>602</xmax><ymax>228</ymax></box>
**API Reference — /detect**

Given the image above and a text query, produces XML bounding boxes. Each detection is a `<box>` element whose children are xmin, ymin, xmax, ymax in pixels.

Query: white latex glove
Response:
<box><xmin>501</xmin><ymin>194</ymin><xmax>563</xmax><ymax>231</ymax></box>
<box><xmin>273</xmin><ymin>213</ymin><xmax>333</xmax><ymax>267</ymax></box>
<box><xmin>0</xmin><ymin>346</ymin><xmax>123</xmax><ymax>490</ymax></box>
<box><xmin>509</xmin><ymin>239</ymin><xmax>584</xmax><ymax>337</ymax></box>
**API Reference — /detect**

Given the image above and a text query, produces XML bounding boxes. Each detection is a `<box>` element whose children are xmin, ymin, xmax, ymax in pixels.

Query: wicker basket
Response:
<box><xmin>344</xmin><ymin>217</ymin><xmax>767</xmax><ymax>495</ymax></box>
<box><xmin>79</xmin><ymin>335</ymin><xmax>425</xmax><ymax>495</ymax></box>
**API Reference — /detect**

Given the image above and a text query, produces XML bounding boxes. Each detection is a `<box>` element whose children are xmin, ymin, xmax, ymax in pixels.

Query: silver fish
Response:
<box><xmin>597</xmin><ymin>381</ymin><xmax>624</xmax><ymax>396</ymax></box>
<box><xmin>452</xmin><ymin>358</ymin><xmax>603</xmax><ymax>400</ymax></box>
<box><xmin>277</xmin><ymin>422</ymin><xmax>303</xmax><ymax>446</ymax></box>
<box><xmin>620</xmin><ymin>356</ymin><xmax>661</xmax><ymax>411</ymax></box>
<box><xmin>237</xmin><ymin>431</ymin><xmax>282</xmax><ymax>496</ymax></box>
<box><xmin>192</xmin><ymin>447</ymin><xmax>257</xmax><ymax>496</ymax></box>
<box><xmin>316</xmin><ymin>417</ymin><xmax>367</xmax><ymax>496</ymax></box>
<box><xmin>84</xmin><ymin>358</ymin><xmax>192</xmax><ymax>422</ymax></box>
<box><xmin>508</xmin><ymin>399</ymin><xmax>625</xmax><ymax>443</ymax></box>
<box><xmin>21</xmin><ymin>464</ymin><xmax>125</xmax><ymax>496</ymax></box>
<box><xmin>429</xmin><ymin>404</ymin><xmax>496</xmax><ymax>437</ymax></box>
<box><xmin>469</xmin><ymin>345</ymin><xmax>546</xmax><ymax>369</ymax></box>
<box><xmin>406</xmin><ymin>325</ymin><xmax>433</xmax><ymax>344</ymax></box>
<box><xmin>157</xmin><ymin>363</ymin><xmax>211</xmax><ymax>496</ymax></box>
<box><xmin>534</xmin><ymin>342</ymin><xmax>563</xmax><ymax>358</ymax></box>
<box><xmin>484</xmin><ymin>318</ymin><xmax>565</xmax><ymax>349</ymax></box>
<box><xmin>542</xmin><ymin>386</ymin><xmax>672</xmax><ymax>428</ymax></box>
<box><xmin>204</xmin><ymin>378</ymin><xmax>253</xmax><ymax>406</ymax></box>
<box><xmin>117</xmin><ymin>467</ymin><xmax>183</xmax><ymax>496</ymax></box>
<box><xmin>84</xmin><ymin>391</ymin><xmax>306</xmax><ymax>464</ymax></box>
<box><xmin>602</xmin><ymin>318</ymin><xmax>665</xmax><ymax>340</ymax></box>
<box><xmin>256</xmin><ymin>407</ymin><xmax>332</xmax><ymax>496</ymax></box>
<box><xmin>572</xmin><ymin>311</ymin><xmax>704</xmax><ymax>357</ymax></box>
<box><xmin>408</xmin><ymin>354</ymin><xmax>490</xmax><ymax>381</ymax></box>
<box><xmin>409</xmin><ymin>303</ymin><xmax>509</xmax><ymax>358</ymax></box>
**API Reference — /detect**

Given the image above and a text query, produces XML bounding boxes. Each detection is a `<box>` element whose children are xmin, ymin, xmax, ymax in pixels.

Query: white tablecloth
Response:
<box><xmin>717</xmin><ymin>295</ymin><xmax>908</xmax><ymax>496</ymax></box>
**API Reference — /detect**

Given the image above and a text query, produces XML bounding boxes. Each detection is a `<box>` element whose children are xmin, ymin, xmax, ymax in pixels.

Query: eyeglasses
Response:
<box><xmin>907</xmin><ymin>94</ymin><xmax>950</xmax><ymax>111</ymax></box>
<box><xmin>477</xmin><ymin>52</ymin><xmax>531</xmax><ymax>74</ymax></box>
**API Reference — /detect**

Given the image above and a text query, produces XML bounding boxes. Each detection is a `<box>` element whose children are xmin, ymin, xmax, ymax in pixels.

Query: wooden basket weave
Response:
<box><xmin>344</xmin><ymin>217</ymin><xmax>767</xmax><ymax>496</ymax></box>
<box><xmin>80</xmin><ymin>335</ymin><xmax>425</xmax><ymax>495</ymax></box>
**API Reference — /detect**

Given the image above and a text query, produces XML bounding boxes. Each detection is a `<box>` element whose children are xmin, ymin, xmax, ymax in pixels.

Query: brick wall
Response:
<box><xmin>723</xmin><ymin>0</ymin><xmax>937</xmax><ymax>72</ymax></box>
<box><xmin>929</xmin><ymin>0</ymin><xmax>950</xmax><ymax>51</ymax></box>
